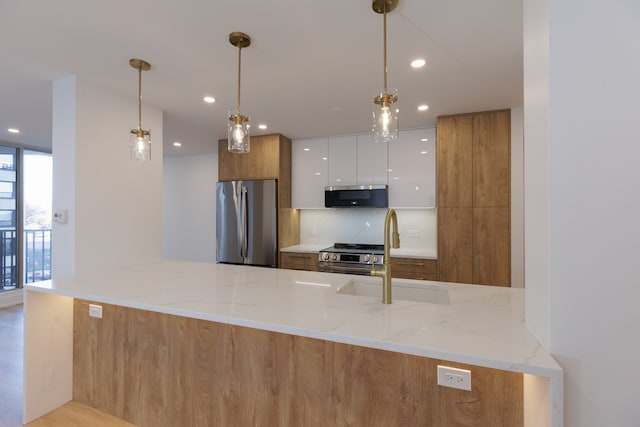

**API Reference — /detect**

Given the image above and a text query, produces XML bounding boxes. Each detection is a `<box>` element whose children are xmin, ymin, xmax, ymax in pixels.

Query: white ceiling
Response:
<box><xmin>0</xmin><ymin>0</ymin><xmax>523</xmax><ymax>157</ymax></box>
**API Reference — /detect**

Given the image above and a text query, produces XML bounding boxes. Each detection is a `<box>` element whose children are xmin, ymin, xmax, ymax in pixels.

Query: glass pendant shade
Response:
<box><xmin>372</xmin><ymin>90</ymin><xmax>399</xmax><ymax>143</ymax></box>
<box><xmin>227</xmin><ymin>112</ymin><xmax>250</xmax><ymax>153</ymax></box>
<box><xmin>130</xmin><ymin>129</ymin><xmax>151</xmax><ymax>161</ymax></box>
<box><xmin>227</xmin><ymin>32</ymin><xmax>252</xmax><ymax>154</ymax></box>
<box><xmin>371</xmin><ymin>0</ymin><xmax>399</xmax><ymax>143</ymax></box>
<box><xmin>128</xmin><ymin>58</ymin><xmax>151</xmax><ymax>161</ymax></box>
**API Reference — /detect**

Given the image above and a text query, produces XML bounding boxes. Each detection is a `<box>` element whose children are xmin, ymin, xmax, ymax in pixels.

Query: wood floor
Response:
<box><xmin>0</xmin><ymin>304</ymin><xmax>24</xmax><ymax>427</ymax></box>
<box><xmin>25</xmin><ymin>402</ymin><xmax>137</xmax><ymax>427</ymax></box>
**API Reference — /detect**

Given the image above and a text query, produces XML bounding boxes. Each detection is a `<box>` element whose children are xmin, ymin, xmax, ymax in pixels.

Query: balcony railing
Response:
<box><xmin>0</xmin><ymin>228</ymin><xmax>51</xmax><ymax>291</ymax></box>
<box><xmin>25</xmin><ymin>229</ymin><xmax>51</xmax><ymax>285</ymax></box>
<box><xmin>0</xmin><ymin>229</ymin><xmax>16</xmax><ymax>290</ymax></box>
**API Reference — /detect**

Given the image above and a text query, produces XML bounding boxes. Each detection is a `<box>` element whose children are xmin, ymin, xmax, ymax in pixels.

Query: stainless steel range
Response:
<box><xmin>318</xmin><ymin>243</ymin><xmax>384</xmax><ymax>275</ymax></box>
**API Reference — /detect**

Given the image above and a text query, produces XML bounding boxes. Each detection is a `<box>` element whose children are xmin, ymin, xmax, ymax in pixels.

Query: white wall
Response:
<box><xmin>525</xmin><ymin>0</ymin><xmax>640</xmax><ymax>425</ymax></box>
<box><xmin>163</xmin><ymin>153</ymin><xmax>217</xmax><ymax>262</ymax></box>
<box><xmin>511</xmin><ymin>106</ymin><xmax>525</xmax><ymax>288</ymax></box>
<box><xmin>299</xmin><ymin>208</ymin><xmax>437</xmax><ymax>254</ymax></box>
<box><xmin>52</xmin><ymin>76</ymin><xmax>163</xmax><ymax>278</ymax></box>
<box><xmin>51</xmin><ymin>77</ymin><xmax>76</xmax><ymax>278</ymax></box>
<box><xmin>523</xmin><ymin>0</ymin><xmax>551</xmax><ymax>349</ymax></box>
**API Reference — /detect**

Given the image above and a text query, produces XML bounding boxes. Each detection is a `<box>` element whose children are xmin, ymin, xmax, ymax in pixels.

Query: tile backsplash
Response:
<box><xmin>299</xmin><ymin>208</ymin><xmax>436</xmax><ymax>252</ymax></box>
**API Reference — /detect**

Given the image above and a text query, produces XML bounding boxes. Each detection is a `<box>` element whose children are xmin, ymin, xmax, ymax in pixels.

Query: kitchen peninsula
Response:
<box><xmin>24</xmin><ymin>261</ymin><xmax>562</xmax><ymax>426</ymax></box>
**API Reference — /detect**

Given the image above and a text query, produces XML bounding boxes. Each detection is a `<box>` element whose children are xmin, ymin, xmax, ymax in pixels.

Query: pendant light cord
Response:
<box><xmin>137</xmin><ymin>65</ymin><xmax>143</xmax><ymax>130</ymax></box>
<box><xmin>237</xmin><ymin>45</ymin><xmax>242</xmax><ymax>118</ymax></box>
<box><xmin>383</xmin><ymin>2</ymin><xmax>388</xmax><ymax>95</ymax></box>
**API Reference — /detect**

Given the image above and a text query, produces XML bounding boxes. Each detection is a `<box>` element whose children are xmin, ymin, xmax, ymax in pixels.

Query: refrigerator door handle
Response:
<box><xmin>241</xmin><ymin>186</ymin><xmax>249</xmax><ymax>259</ymax></box>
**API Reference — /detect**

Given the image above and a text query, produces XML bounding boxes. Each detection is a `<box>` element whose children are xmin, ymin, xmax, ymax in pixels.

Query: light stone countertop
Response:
<box><xmin>26</xmin><ymin>260</ymin><xmax>559</xmax><ymax>381</ymax></box>
<box><xmin>281</xmin><ymin>244</ymin><xmax>437</xmax><ymax>259</ymax></box>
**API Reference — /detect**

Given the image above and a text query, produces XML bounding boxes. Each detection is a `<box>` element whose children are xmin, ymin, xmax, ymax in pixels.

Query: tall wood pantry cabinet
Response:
<box><xmin>218</xmin><ymin>133</ymin><xmax>298</xmax><ymax>262</ymax></box>
<box><xmin>436</xmin><ymin>109</ymin><xmax>511</xmax><ymax>286</ymax></box>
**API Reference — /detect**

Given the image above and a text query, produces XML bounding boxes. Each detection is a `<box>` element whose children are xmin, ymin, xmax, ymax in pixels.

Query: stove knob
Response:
<box><xmin>331</xmin><ymin>254</ymin><xmax>338</xmax><ymax>261</ymax></box>
<box><xmin>373</xmin><ymin>256</ymin><xmax>379</xmax><ymax>263</ymax></box>
<box><xmin>363</xmin><ymin>254</ymin><xmax>371</xmax><ymax>263</ymax></box>
<box><xmin>322</xmin><ymin>252</ymin><xmax>330</xmax><ymax>261</ymax></box>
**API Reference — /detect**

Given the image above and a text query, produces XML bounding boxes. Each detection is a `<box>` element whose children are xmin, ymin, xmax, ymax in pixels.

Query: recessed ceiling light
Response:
<box><xmin>322</xmin><ymin>157</ymin><xmax>328</xmax><ymax>160</ymax></box>
<box><xmin>420</xmin><ymin>150</ymin><xmax>428</xmax><ymax>154</ymax></box>
<box><xmin>173</xmin><ymin>142</ymin><xmax>182</xmax><ymax>147</ymax></box>
<box><xmin>387</xmin><ymin>168</ymin><xmax>393</xmax><ymax>172</ymax></box>
<box><xmin>421</xmin><ymin>138</ymin><xmax>429</xmax><ymax>142</ymax></box>
<box><xmin>411</xmin><ymin>59</ymin><xmax>426</xmax><ymax>68</ymax></box>
<box><xmin>203</xmin><ymin>96</ymin><xmax>215</xmax><ymax>103</ymax></box>
<box><xmin>418</xmin><ymin>105</ymin><xmax>429</xmax><ymax>111</ymax></box>
<box><xmin>303</xmin><ymin>148</ymin><xmax>310</xmax><ymax>152</ymax></box>
<box><xmin>8</xmin><ymin>128</ymin><xmax>20</xmax><ymax>134</ymax></box>
<box><xmin>314</xmin><ymin>172</ymin><xmax>321</xmax><ymax>176</ymax></box>
<box><xmin>258</xmin><ymin>124</ymin><xmax>267</xmax><ymax>130</ymax></box>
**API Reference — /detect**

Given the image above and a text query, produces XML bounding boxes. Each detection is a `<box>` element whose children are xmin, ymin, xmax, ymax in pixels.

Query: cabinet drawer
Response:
<box><xmin>390</xmin><ymin>257</ymin><xmax>438</xmax><ymax>281</ymax></box>
<box><xmin>280</xmin><ymin>252</ymin><xmax>318</xmax><ymax>272</ymax></box>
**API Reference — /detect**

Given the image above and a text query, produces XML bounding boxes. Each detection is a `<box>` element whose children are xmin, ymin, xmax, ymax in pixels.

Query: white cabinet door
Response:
<box><xmin>357</xmin><ymin>134</ymin><xmax>388</xmax><ymax>185</ymax></box>
<box><xmin>292</xmin><ymin>138</ymin><xmax>329</xmax><ymax>208</ymax></box>
<box><xmin>328</xmin><ymin>135</ymin><xmax>357</xmax><ymax>186</ymax></box>
<box><xmin>388</xmin><ymin>127</ymin><xmax>436</xmax><ymax>207</ymax></box>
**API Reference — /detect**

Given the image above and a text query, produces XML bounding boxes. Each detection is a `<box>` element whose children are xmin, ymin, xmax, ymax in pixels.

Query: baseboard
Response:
<box><xmin>0</xmin><ymin>289</ymin><xmax>24</xmax><ymax>308</ymax></box>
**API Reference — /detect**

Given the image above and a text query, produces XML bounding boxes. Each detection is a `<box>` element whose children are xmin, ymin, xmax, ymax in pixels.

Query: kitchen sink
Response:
<box><xmin>337</xmin><ymin>278</ymin><xmax>450</xmax><ymax>305</ymax></box>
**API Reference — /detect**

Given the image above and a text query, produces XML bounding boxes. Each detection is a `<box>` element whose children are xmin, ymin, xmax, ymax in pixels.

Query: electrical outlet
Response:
<box><xmin>89</xmin><ymin>304</ymin><xmax>102</xmax><ymax>319</ymax></box>
<box><xmin>407</xmin><ymin>229</ymin><xmax>420</xmax><ymax>238</ymax></box>
<box><xmin>437</xmin><ymin>365</ymin><xmax>471</xmax><ymax>391</ymax></box>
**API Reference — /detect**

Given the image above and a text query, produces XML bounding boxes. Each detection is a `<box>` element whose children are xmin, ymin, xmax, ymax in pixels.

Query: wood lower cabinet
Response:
<box><xmin>280</xmin><ymin>252</ymin><xmax>318</xmax><ymax>272</ymax></box>
<box><xmin>473</xmin><ymin>206</ymin><xmax>510</xmax><ymax>286</ymax></box>
<box><xmin>73</xmin><ymin>299</ymin><xmax>524</xmax><ymax>427</ymax></box>
<box><xmin>391</xmin><ymin>257</ymin><xmax>439</xmax><ymax>281</ymax></box>
<box><xmin>438</xmin><ymin>207</ymin><xmax>473</xmax><ymax>284</ymax></box>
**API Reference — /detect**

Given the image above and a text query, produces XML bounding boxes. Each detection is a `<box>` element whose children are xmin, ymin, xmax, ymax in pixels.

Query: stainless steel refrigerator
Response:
<box><xmin>216</xmin><ymin>179</ymin><xmax>278</xmax><ymax>267</ymax></box>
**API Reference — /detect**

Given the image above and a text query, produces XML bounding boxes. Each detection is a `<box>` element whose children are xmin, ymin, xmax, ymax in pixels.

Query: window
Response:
<box><xmin>0</xmin><ymin>147</ymin><xmax>52</xmax><ymax>292</ymax></box>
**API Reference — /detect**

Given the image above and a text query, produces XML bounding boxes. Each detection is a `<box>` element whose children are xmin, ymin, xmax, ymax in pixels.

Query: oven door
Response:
<box><xmin>318</xmin><ymin>262</ymin><xmax>373</xmax><ymax>276</ymax></box>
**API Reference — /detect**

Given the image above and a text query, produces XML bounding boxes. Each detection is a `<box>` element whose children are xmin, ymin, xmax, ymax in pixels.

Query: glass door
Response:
<box><xmin>0</xmin><ymin>147</ymin><xmax>17</xmax><ymax>290</ymax></box>
<box><xmin>23</xmin><ymin>150</ymin><xmax>52</xmax><ymax>285</ymax></box>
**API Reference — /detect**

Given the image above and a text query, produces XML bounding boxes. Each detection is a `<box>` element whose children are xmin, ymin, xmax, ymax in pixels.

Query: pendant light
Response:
<box><xmin>228</xmin><ymin>32</ymin><xmax>251</xmax><ymax>153</ymax></box>
<box><xmin>129</xmin><ymin>59</ymin><xmax>152</xmax><ymax>161</ymax></box>
<box><xmin>372</xmin><ymin>0</ymin><xmax>399</xmax><ymax>143</ymax></box>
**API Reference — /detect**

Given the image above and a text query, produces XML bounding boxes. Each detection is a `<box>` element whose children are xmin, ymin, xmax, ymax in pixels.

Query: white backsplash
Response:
<box><xmin>299</xmin><ymin>208</ymin><xmax>437</xmax><ymax>251</ymax></box>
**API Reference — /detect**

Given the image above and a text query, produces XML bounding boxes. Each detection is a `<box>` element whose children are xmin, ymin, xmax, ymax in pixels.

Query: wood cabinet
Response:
<box><xmin>73</xmin><ymin>299</ymin><xmax>524</xmax><ymax>427</ymax></box>
<box><xmin>473</xmin><ymin>112</ymin><xmax>510</xmax><ymax>207</ymax></box>
<box><xmin>218</xmin><ymin>133</ymin><xmax>288</xmax><ymax>183</ymax></box>
<box><xmin>291</xmin><ymin>138</ymin><xmax>328</xmax><ymax>208</ymax></box>
<box><xmin>473</xmin><ymin>207</ymin><xmax>510</xmax><ymax>285</ymax></box>
<box><xmin>280</xmin><ymin>252</ymin><xmax>318</xmax><ymax>272</ymax></box>
<box><xmin>437</xmin><ymin>207</ymin><xmax>473</xmax><ymax>284</ymax></box>
<box><xmin>390</xmin><ymin>257</ymin><xmax>438</xmax><ymax>281</ymax></box>
<box><xmin>437</xmin><ymin>116</ymin><xmax>473</xmax><ymax>208</ymax></box>
<box><xmin>437</xmin><ymin>110</ymin><xmax>510</xmax><ymax>286</ymax></box>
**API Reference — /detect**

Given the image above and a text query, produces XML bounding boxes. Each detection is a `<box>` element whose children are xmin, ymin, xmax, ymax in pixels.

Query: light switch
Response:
<box><xmin>53</xmin><ymin>209</ymin><xmax>68</xmax><ymax>224</ymax></box>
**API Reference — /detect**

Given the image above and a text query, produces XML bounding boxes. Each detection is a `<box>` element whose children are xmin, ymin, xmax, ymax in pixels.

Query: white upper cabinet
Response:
<box><xmin>292</xmin><ymin>138</ymin><xmax>328</xmax><ymax>208</ymax></box>
<box><xmin>388</xmin><ymin>127</ymin><xmax>437</xmax><ymax>207</ymax></box>
<box><xmin>293</xmin><ymin>127</ymin><xmax>436</xmax><ymax>208</ymax></box>
<box><xmin>328</xmin><ymin>135</ymin><xmax>357</xmax><ymax>186</ymax></box>
<box><xmin>357</xmin><ymin>134</ymin><xmax>388</xmax><ymax>185</ymax></box>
